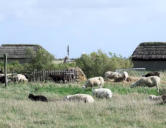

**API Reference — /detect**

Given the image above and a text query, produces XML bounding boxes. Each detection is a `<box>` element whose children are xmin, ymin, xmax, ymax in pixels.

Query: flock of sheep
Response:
<box><xmin>0</xmin><ymin>73</ymin><xmax>28</xmax><ymax>83</ymax></box>
<box><xmin>28</xmin><ymin>71</ymin><xmax>164</xmax><ymax>104</ymax></box>
<box><xmin>71</xmin><ymin>71</ymin><xmax>160</xmax><ymax>103</ymax></box>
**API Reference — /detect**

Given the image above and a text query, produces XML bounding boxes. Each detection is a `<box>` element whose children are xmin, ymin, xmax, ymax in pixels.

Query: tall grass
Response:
<box><xmin>0</xmin><ymin>82</ymin><xmax>165</xmax><ymax>128</ymax></box>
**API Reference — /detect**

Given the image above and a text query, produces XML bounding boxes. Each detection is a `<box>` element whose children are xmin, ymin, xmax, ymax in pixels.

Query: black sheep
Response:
<box><xmin>143</xmin><ymin>72</ymin><xmax>160</xmax><ymax>77</ymax></box>
<box><xmin>0</xmin><ymin>76</ymin><xmax>5</xmax><ymax>83</ymax></box>
<box><xmin>28</xmin><ymin>93</ymin><xmax>48</xmax><ymax>102</ymax></box>
<box><xmin>49</xmin><ymin>74</ymin><xmax>65</xmax><ymax>83</ymax></box>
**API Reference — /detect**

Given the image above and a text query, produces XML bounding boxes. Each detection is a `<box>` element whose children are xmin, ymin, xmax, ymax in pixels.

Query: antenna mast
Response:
<box><xmin>67</xmin><ymin>44</ymin><xmax>69</xmax><ymax>58</ymax></box>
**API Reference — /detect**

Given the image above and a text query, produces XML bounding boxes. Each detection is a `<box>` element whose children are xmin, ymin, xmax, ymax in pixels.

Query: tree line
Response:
<box><xmin>0</xmin><ymin>49</ymin><xmax>133</xmax><ymax>78</ymax></box>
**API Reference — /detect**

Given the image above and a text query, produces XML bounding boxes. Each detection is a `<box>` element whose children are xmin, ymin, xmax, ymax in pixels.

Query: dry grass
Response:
<box><xmin>0</xmin><ymin>83</ymin><xmax>166</xmax><ymax>128</ymax></box>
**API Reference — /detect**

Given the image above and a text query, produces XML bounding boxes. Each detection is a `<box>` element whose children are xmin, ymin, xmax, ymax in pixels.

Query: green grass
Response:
<box><xmin>26</xmin><ymin>82</ymin><xmax>160</xmax><ymax>96</ymax></box>
<box><xmin>0</xmin><ymin>82</ymin><xmax>166</xmax><ymax>128</ymax></box>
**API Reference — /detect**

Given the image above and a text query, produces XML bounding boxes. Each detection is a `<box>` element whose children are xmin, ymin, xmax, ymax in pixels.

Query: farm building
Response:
<box><xmin>0</xmin><ymin>44</ymin><xmax>50</xmax><ymax>63</ymax></box>
<box><xmin>131</xmin><ymin>42</ymin><xmax>166</xmax><ymax>71</ymax></box>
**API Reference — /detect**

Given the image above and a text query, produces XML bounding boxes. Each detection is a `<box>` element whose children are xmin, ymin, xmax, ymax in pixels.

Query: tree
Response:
<box><xmin>26</xmin><ymin>48</ymin><xmax>55</xmax><ymax>71</ymax></box>
<box><xmin>75</xmin><ymin>50</ymin><xmax>133</xmax><ymax>78</ymax></box>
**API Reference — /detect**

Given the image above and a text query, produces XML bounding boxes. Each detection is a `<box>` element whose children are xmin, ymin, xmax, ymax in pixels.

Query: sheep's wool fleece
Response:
<box><xmin>93</xmin><ymin>88</ymin><xmax>112</xmax><ymax>99</ymax></box>
<box><xmin>85</xmin><ymin>77</ymin><xmax>104</xmax><ymax>87</ymax></box>
<box><xmin>131</xmin><ymin>76</ymin><xmax>160</xmax><ymax>87</ymax></box>
<box><xmin>66</xmin><ymin>94</ymin><xmax>94</xmax><ymax>103</ymax></box>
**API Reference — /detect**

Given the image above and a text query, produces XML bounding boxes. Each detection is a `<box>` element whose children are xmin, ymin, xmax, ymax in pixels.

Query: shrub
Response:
<box><xmin>75</xmin><ymin>50</ymin><xmax>133</xmax><ymax>78</ymax></box>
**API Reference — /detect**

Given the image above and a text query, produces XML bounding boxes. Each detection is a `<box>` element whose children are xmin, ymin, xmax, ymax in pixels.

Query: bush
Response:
<box><xmin>26</xmin><ymin>48</ymin><xmax>55</xmax><ymax>71</ymax></box>
<box><xmin>0</xmin><ymin>61</ymin><xmax>25</xmax><ymax>73</ymax></box>
<box><xmin>75</xmin><ymin>50</ymin><xmax>133</xmax><ymax>78</ymax></box>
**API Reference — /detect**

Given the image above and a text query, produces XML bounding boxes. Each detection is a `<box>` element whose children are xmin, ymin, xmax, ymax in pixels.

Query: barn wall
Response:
<box><xmin>133</xmin><ymin>60</ymin><xmax>166</xmax><ymax>71</ymax></box>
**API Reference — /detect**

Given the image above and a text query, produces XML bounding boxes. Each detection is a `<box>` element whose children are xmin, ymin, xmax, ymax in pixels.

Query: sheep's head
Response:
<box><xmin>82</xmin><ymin>82</ymin><xmax>88</xmax><ymax>88</ymax></box>
<box><xmin>28</xmin><ymin>93</ymin><xmax>34</xmax><ymax>99</ymax></box>
<box><xmin>64</xmin><ymin>95</ymin><xmax>71</xmax><ymax>101</ymax></box>
<box><xmin>123</xmin><ymin>71</ymin><xmax>128</xmax><ymax>80</ymax></box>
<box><xmin>130</xmin><ymin>83</ymin><xmax>135</xmax><ymax>88</ymax></box>
<box><xmin>82</xmin><ymin>85</ymin><xmax>86</xmax><ymax>88</ymax></box>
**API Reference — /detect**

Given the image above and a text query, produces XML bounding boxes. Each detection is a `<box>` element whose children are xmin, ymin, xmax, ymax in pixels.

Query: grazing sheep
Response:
<box><xmin>0</xmin><ymin>73</ymin><xmax>13</xmax><ymax>83</ymax></box>
<box><xmin>0</xmin><ymin>76</ymin><xmax>5</xmax><ymax>83</ymax></box>
<box><xmin>143</xmin><ymin>72</ymin><xmax>160</xmax><ymax>77</ymax></box>
<box><xmin>105</xmin><ymin>71</ymin><xmax>120</xmax><ymax>79</ymax></box>
<box><xmin>105</xmin><ymin>71</ymin><xmax>129</xmax><ymax>82</ymax></box>
<box><xmin>114</xmin><ymin>71</ymin><xmax>129</xmax><ymax>82</ymax></box>
<box><xmin>149</xmin><ymin>95</ymin><xmax>162</xmax><ymax>101</ymax></box>
<box><xmin>28</xmin><ymin>93</ymin><xmax>48</xmax><ymax>102</ymax></box>
<box><xmin>92</xmin><ymin>88</ymin><xmax>112</xmax><ymax>99</ymax></box>
<box><xmin>13</xmin><ymin>74</ymin><xmax>28</xmax><ymax>82</ymax></box>
<box><xmin>130</xmin><ymin>76</ymin><xmax>160</xmax><ymax>92</ymax></box>
<box><xmin>64</xmin><ymin>94</ymin><xmax>94</xmax><ymax>103</ymax></box>
<box><xmin>83</xmin><ymin>77</ymin><xmax>104</xmax><ymax>88</ymax></box>
<box><xmin>49</xmin><ymin>74</ymin><xmax>65</xmax><ymax>83</ymax></box>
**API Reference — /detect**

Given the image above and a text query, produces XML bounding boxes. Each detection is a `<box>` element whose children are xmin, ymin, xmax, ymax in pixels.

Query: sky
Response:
<box><xmin>0</xmin><ymin>0</ymin><xmax>166</xmax><ymax>58</ymax></box>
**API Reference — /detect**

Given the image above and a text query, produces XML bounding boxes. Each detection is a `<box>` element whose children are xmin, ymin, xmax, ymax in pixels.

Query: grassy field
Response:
<box><xmin>0</xmin><ymin>82</ymin><xmax>166</xmax><ymax>128</ymax></box>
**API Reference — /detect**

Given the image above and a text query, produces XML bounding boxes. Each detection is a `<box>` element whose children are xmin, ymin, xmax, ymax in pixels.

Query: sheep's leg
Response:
<box><xmin>99</xmin><ymin>83</ymin><xmax>102</xmax><ymax>88</ymax></box>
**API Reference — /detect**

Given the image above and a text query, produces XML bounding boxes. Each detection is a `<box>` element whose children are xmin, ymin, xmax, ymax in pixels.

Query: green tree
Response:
<box><xmin>26</xmin><ymin>48</ymin><xmax>55</xmax><ymax>71</ymax></box>
<box><xmin>76</xmin><ymin>50</ymin><xmax>133</xmax><ymax>78</ymax></box>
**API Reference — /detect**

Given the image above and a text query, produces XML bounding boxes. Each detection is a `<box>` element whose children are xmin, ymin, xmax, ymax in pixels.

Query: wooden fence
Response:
<box><xmin>27</xmin><ymin>69</ymin><xmax>78</xmax><ymax>83</ymax></box>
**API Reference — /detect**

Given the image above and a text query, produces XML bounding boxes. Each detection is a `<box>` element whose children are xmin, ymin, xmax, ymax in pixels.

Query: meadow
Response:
<box><xmin>0</xmin><ymin>81</ymin><xmax>166</xmax><ymax>128</ymax></box>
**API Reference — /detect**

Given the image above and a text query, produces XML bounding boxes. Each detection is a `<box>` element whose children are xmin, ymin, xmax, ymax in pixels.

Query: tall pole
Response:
<box><xmin>4</xmin><ymin>54</ymin><xmax>7</xmax><ymax>87</ymax></box>
<box><xmin>67</xmin><ymin>45</ymin><xmax>69</xmax><ymax>58</ymax></box>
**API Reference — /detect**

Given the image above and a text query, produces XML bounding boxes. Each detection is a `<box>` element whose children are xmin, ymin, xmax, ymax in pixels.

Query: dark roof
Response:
<box><xmin>0</xmin><ymin>44</ymin><xmax>42</xmax><ymax>59</ymax></box>
<box><xmin>132</xmin><ymin>42</ymin><xmax>166</xmax><ymax>60</ymax></box>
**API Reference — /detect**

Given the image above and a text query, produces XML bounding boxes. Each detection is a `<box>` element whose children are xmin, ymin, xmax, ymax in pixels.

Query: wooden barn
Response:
<box><xmin>131</xmin><ymin>42</ymin><xmax>166</xmax><ymax>71</ymax></box>
<box><xmin>0</xmin><ymin>44</ymin><xmax>49</xmax><ymax>63</ymax></box>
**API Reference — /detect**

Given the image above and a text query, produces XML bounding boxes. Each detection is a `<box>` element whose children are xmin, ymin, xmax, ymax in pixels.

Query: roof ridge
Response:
<box><xmin>1</xmin><ymin>44</ymin><xmax>39</xmax><ymax>46</ymax></box>
<box><xmin>140</xmin><ymin>42</ymin><xmax>166</xmax><ymax>46</ymax></box>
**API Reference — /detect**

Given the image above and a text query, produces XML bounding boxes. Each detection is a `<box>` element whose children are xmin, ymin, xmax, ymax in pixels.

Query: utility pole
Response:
<box><xmin>67</xmin><ymin>44</ymin><xmax>69</xmax><ymax>58</ymax></box>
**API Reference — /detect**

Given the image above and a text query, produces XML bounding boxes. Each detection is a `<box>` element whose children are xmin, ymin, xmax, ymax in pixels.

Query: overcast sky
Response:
<box><xmin>0</xmin><ymin>0</ymin><xmax>166</xmax><ymax>58</ymax></box>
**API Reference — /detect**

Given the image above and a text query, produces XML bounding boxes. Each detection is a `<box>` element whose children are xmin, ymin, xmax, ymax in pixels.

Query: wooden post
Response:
<box><xmin>4</xmin><ymin>54</ymin><xmax>7</xmax><ymax>87</ymax></box>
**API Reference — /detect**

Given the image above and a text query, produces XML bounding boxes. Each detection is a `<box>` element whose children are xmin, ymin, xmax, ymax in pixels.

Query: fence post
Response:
<box><xmin>4</xmin><ymin>54</ymin><xmax>7</xmax><ymax>87</ymax></box>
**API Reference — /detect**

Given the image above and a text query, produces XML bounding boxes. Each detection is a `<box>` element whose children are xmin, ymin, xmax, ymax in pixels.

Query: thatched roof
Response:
<box><xmin>132</xmin><ymin>42</ymin><xmax>166</xmax><ymax>60</ymax></box>
<box><xmin>0</xmin><ymin>44</ymin><xmax>42</xmax><ymax>59</ymax></box>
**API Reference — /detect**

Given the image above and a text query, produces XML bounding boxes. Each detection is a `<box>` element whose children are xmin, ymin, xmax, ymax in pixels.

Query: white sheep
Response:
<box><xmin>105</xmin><ymin>71</ymin><xmax>128</xmax><ymax>82</ymax></box>
<box><xmin>92</xmin><ymin>88</ymin><xmax>112</xmax><ymax>99</ymax></box>
<box><xmin>13</xmin><ymin>74</ymin><xmax>28</xmax><ymax>82</ymax></box>
<box><xmin>105</xmin><ymin>71</ymin><xmax>120</xmax><ymax>79</ymax></box>
<box><xmin>83</xmin><ymin>76</ymin><xmax>104</xmax><ymax>88</ymax></box>
<box><xmin>130</xmin><ymin>76</ymin><xmax>160</xmax><ymax>92</ymax></box>
<box><xmin>149</xmin><ymin>95</ymin><xmax>162</xmax><ymax>101</ymax></box>
<box><xmin>64</xmin><ymin>94</ymin><xmax>94</xmax><ymax>103</ymax></box>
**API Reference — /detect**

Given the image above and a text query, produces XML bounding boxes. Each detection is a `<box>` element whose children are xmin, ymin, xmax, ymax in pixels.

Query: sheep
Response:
<box><xmin>49</xmin><ymin>74</ymin><xmax>65</xmax><ymax>83</ymax></box>
<box><xmin>143</xmin><ymin>72</ymin><xmax>160</xmax><ymax>77</ymax></box>
<box><xmin>64</xmin><ymin>94</ymin><xmax>94</xmax><ymax>103</ymax></box>
<box><xmin>114</xmin><ymin>71</ymin><xmax>129</xmax><ymax>82</ymax></box>
<box><xmin>28</xmin><ymin>93</ymin><xmax>48</xmax><ymax>102</ymax></box>
<box><xmin>130</xmin><ymin>76</ymin><xmax>160</xmax><ymax>92</ymax></box>
<box><xmin>149</xmin><ymin>95</ymin><xmax>162</xmax><ymax>101</ymax></box>
<box><xmin>92</xmin><ymin>88</ymin><xmax>112</xmax><ymax>99</ymax></box>
<box><xmin>105</xmin><ymin>71</ymin><xmax>120</xmax><ymax>80</ymax></box>
<box><xmin>13</xmin><ymin>74</ymin><xmax>28</xmax><ymax>82</ymax></box>
<box><xmin>82</xmin><ymin>76</ymin><xmax>104</xmax><ymax>88</ymax></box>
<box><xmin>105</xmin><ymin>71</ymin><xmax>129</xmax><ymax>82</ymax></box>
